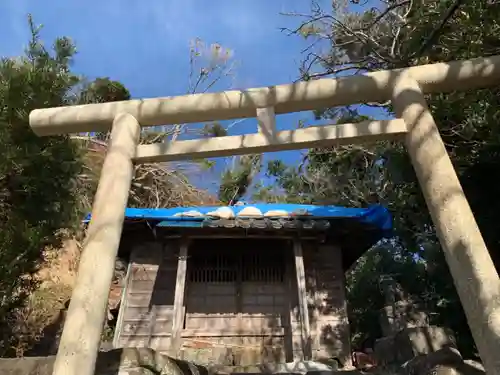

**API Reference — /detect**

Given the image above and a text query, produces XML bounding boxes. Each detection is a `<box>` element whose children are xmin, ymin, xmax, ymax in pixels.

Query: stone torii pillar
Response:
<box><xmin>51</xmin><ymin>114</ymin><xmax>140</xmax><ymax>375</ymax></box>
<box><xmin>392</xmin><ymin>73</ymin><xmax>500</xmax><ymax>375</ymax></box>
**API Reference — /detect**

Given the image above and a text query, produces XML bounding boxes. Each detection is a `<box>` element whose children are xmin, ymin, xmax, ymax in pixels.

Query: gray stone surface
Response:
<box><xmin>271</xmin><ymin>360</ymin><xmax>336</xmax><ymax>373</ymax></box>
<box><xmin>379</xmin><ymin>302</ymin><xmax>429</xmax><ymax>337</ymax></box>
<box><xmin>209</xmin><ymin>360</ymin><xmax>342</xmax><ymax>374</ymax></box>
<box><xmin>0</xmin><ymin>348</ymin><xmax>210</xmax><ymax>375</ymax></box>
<box><xmin>462</xmin><ymin>360</ymin><xmax>485</xmax><ymax>374</ymax></box>
<box><xmin>402</xmin><ymin>347</ymin><xmax>462</xmax><ymax>375</ymax></box>
<box><xmin>404</xmin><ymin>361</ymin><xmax>486</xmax><ymax>375</ymax></box>
<box><xmin>394</xmin><ymin>326</ymin><xmax>457</xmax><ymax>362</ymax></box>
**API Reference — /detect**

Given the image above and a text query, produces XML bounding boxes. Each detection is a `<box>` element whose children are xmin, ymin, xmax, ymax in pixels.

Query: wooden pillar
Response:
<box><xmin>52</xmin><ymin>114</ymin><xmax>140</xmax><ymax>375</ymax></box>
<box><xmin>283</xmin><ymin>257</ymin><xmax>296</xmax><ymax>362</ymax></box>
<box><xmin>293</xmin><ymin>239</ymin><xmax>312</xmax><ymax>360</ymax></box>
<box><xmin>392</xmin><ymin>74</ymin><xmax>500</xmax><ymax>375</ymax></box>
<box><xmin>112</xmin><ymin>260</ymin><xmax>132</xmax><ymax>348</ymax></box>
<box><xmin>171</xmin><ymin>239</ymin><xmax>189</xmax><ymax>355</ymax></box>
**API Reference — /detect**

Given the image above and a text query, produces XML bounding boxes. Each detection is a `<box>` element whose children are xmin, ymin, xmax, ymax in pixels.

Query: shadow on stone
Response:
<box><xmin>0</xmin><ymin>348</ymin><xmax>211</xmax><ymax>375</ymax></box>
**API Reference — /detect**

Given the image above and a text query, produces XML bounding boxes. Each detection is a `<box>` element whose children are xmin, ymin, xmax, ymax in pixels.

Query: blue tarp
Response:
<box><xmin>85</xmin><ymin>203</ymin><xmax>392</xmax><ymax>269</ymax></box>
<box><xmin>84</xmin><ymin>203</ymin><xmax>392</xmax><ymax>236</ymax></box>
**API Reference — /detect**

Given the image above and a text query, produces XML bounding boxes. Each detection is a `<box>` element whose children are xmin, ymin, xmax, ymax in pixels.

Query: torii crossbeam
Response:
<box><xmin>30</xmin><ymin>56</ymin><xmax>500</xmax><ymax>375</ymax></box>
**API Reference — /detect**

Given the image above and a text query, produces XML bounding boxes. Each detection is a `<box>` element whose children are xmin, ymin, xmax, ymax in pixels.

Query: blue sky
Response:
<box><xmin>0</xmin><ymin>0</ymin><xmax>387</xmax><ymax>198</ymax></box>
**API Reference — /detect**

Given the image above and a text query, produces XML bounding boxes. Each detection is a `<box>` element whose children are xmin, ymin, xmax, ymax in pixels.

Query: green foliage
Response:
<box><xmin>198</xmin><ymin>159</ymin><xmax>217</xmax><ymax>170</ymax></box>
<box><xmin>346</xmin><ymin>243</ymin><xmax>426</xmax><ymax>347</ymax></box>
<box><xmin>0</xmin><ymin>16</ymin><xmax>84</xmax><ymax>355</ymax></box>
<box><xmin>275</xmin><ymin>0</ymin><xmax>500</xmax><ymax>358</ymax></box>
<box><xmin>202</xmin><ymin>121</ymin><xmax>227</xmax><ymax>137</ymax></box>
<box><xmin>219</xmin><ymin>155</ymin><xmax>262</xmax><ymax>205</ymax></box>
<box><xmin>79</xmin><ymin>77</ymin><xmax>131</xmax><ymax>141</ymax></box>
<box><xmin>79</xmin><ymin>77</ymin><xmax>130</xmax><ymax>104</ymax></box>
<box><xmin>251</xmin><ymin>181</ymin><xmax>285</xmax><ymax>203</ymax></box>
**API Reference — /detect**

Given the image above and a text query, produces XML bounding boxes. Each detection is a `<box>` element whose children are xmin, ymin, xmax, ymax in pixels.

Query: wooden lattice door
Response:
<box><xmin>182</xmin><ymin>239</ymin><xmax>293</xmax><ymax>364</ymax></box>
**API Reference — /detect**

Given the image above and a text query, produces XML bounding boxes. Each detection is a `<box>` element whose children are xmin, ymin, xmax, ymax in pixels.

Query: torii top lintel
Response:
<box><xmin>29</xmin><ymin>55</ymin><xmax>500</xmax><ymax>136</ymax></box>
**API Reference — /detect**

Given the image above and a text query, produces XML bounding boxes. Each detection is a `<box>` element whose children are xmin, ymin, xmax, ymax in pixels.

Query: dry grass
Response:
<box><xmin>16</xmin><ymin>284</ymin><xmax>73</xmax><ymax>354</ymax></box>
<box><xmin>75</xmin><ymin>136</ymin><xmax>220</xmax><ymax>210</ymax></box>
<box><xmin>36</xmin><ymin>239</ymin><xmax>80</xmax><ymax>288</ymax></box>
<box><xmin>6</xmin><ymin>240</ymin><xmax>80</xmax><ymax>357</ymax></box>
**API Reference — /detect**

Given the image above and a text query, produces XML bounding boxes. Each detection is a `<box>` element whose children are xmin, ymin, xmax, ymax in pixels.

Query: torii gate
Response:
<box><xmin>30</xmin><ymin>56</ymin><xmax>500</xmax><ymax>375</ymax></box>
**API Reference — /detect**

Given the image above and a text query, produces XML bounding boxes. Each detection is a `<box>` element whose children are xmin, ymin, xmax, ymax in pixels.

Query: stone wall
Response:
<box><xmin>114</xmin><ymin>242</ymin><xmax>177</xmax><ymax>349</ymax></box>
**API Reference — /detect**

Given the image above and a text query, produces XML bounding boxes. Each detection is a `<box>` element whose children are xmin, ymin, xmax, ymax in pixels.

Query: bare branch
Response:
<box><xmin>171</xmin><ymin>39</ymin><xmax>238</xmax><ymax>142</ymax></box>
<box><xmin>281</xmin><ymin>0</ymin><xmax>415</xmax><ymax>81</ymax></box>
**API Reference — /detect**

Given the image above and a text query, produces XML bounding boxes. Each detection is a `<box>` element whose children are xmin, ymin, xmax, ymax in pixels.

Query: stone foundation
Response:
<box><xmin>1</xmin><ymin>348</ymin><xmax>208</xmax><ymax>375</ymax></box>
<box><xmin>0</xmin><ymin>348</ymin><xmax>354</xmax><ymax>375</ymax></box>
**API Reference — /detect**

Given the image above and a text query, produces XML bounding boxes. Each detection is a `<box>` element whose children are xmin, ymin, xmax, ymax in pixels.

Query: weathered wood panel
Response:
<box><xmin>121</xmin><ymin>320</ymin><xmax>173</xmax><ymax>336</ymax></box>
<box><xmin>127</xmin><ymin>279</ymin><xmax>174</xmax><ymax>293</ymax></box>
<box><xmin>171</xmin><ymin>240</ymin><xmax>189</xmax><ymax>354</ymax></box>
<box><xmin>116</xmin><ymin>241</ymin><xmax>179</xmax><ymax>350</ymax></box>
<box><xmin>184</xmin><ymin>314</ymin><xmax>285</xmax><ymax>332</ymax></box>
<box><xmin>311</xmin><ymin>243</ymin><xmax>351</xmax><ymax>366</ymax></box>
<box><xmin>118</xmin><ymin>238</ymin><xmax>321</xmax><ymax>366</ymax></box>
<box><xmin>179</xmin><ymin>240</ymin><xmax>293</xmax><ymax>364</ymax></box>
<box><xmin>122</xmin><ymin>306</ymin><xmax>173</xmax><ymax>322</ymax></box>
<box><xmin>181</xmin><ymin>328</ymin><xmax>286</xmax><ymax>337</ymax></box>
<box><xmin>117</xmin><ymin>336</ymin><xmax>172</xmax><ymax>349</ymax></box>
<box><xmin>126</xmin><ymin>291</ymin><xmax>175</xmax><ymax>307</ymax></box>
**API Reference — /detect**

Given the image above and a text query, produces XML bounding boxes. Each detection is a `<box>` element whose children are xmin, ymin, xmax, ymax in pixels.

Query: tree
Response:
<box><xmin>72</xmin><ymin>78</ymin><xmax>217</xmax><ymax>210</ymax></box>
<box><xmin>346</xmin><ymin>242</ymin><xmax>428</xmax><ymax>348</ymax></box>
<box><xmin>269</xmin><ymin>0</ymin><xmax>500</xmax><ymax>358</ymax></box>
<box><xmin>0</xmin><ymin>16</ymin><xmax>84</xmax><ymax>355</ymax></box>
<box><xmin>171</xmin><ymin>39</ymin><xmax>237</xmax><ymax>141</ymax></box>
<box><xmin>219</xmin><ymin>154</ymin><xmax>262</xmax><ymax>205</ymax></box>
<box><xmin>78</xmin><ymin>77</ymin><xmax>131</xmax><ymax>142</ymax></box>
<box><xmin>75</xmin><ymin>38</ymin><xmax>239</xmax><ymax>209</ymax></box>
<box><xmin>79</xmin><ymin>77</ymin><xmax>130</xmax><ymax>104</ymax></box>
<box><xmin>0</xmin><ymin>22</ymin><xmax>230</xmax><ymax>356</ymax></box>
